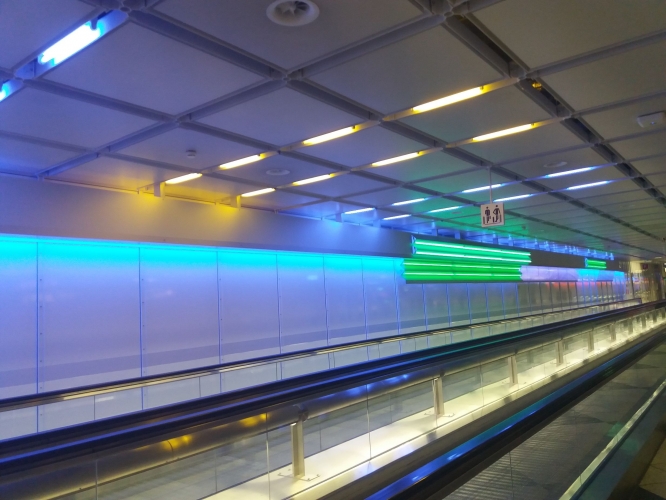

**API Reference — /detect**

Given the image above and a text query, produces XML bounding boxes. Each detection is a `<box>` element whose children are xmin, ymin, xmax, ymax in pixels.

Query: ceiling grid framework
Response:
<box><xmin>0</xmin><ymin>0</ymin><xmax>665</xmax><ymax>259</ymax></box>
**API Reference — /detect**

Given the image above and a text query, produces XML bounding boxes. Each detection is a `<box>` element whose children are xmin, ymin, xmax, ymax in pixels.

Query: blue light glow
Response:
<box><xmin>391</xmin><ymin>198</ymin><xmax>426</xmax><ymax>206</ymax></box>
<box><xmin>428</xmin><ymin>206</ymin><xmax>462</xmax><ymax>213</ymax></box>
<box><xmin>566</xmin><ymin>181</ymin><xmax>610</xmax><ymax>190</ymax></box>
<box><xmin>0</xmin><ymin>83</ymin><xmax>7</xmax><ymax>102</ymax></box>
<box><xmin>543</xmin><ymin>167</ymin><xmax>595</xmax><ymax>178</ymax></box>
<box><xmin>344</xmin><ymin>207</ymin><xmax>374</xmax><ymax>214</ymax></box>
<box><xmin>462</xmin><ymin>183</ymin><xmax>503</xmax><ymax>193</ymax></box>
<box><xmin>39</xmin><ymin>21</ymin><xmax>103</xmax><ymax>66</ymax></box>
<box><xmin>384</xmin><ymin>214</ymin><xmax>411</xmax><ymax>220</ymax></box>
<box><xmin>494</xmin><ymin>194</ymin><xmax>532</xmax><ymax>202</ymax></box>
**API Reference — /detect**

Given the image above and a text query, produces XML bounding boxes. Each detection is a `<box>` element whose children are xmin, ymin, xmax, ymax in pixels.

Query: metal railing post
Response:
<box><xmin>432</xmin><ymin>377</ymin><xmax>445</xmax><ymax>417</ymax></box>
<box><xmin>291</xmin><ymin>420</ymin><xmax>305</xmax><ymax>478</ymax></box>
<box><xmin>556</xmin><ymin>340</ymin><xmax>564</xmax><ymax>366</ymax></box>
<box><xmin>610</xmin><ymin>323</ymin><xmax>616</xmax><ymax>343</ymax></box>
<box><xmin>588</xmin><ymin>330</ymin><xmax>595</xmax><ymax>353</ymax></box>
<box><xmin>508</xmin><ymin>355</ymin><xmax>518</xmax><ymax>384</ymax></box>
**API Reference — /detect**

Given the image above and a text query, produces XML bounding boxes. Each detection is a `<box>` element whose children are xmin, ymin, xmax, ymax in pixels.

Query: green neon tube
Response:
<box><xmin>414</xmin><ymin>250</ymin><xmax>531</xmax><ymax>264</ymax></box>
<box><xmin>403</xmin><ymin>261</ymin><xmax>522</xmax><ymax>271</ymax></box>
<box><xmin>586</xmin><ymin>258</ymin><xmax>607</xmax><ymax>269</ymax></box>
<box><xmin>413</xmin><ymin>239</ymin><xmax>531</xmax><ymax>258</ymax></box>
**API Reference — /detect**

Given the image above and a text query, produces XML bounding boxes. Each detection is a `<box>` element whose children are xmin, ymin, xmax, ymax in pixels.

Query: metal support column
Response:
<box><xmin>432</xmin><ymin>377</ymin><xmax>445</xmax><ymax>417</ymax></box>
<box><xmin>291</xmin><ymin>421</ymin><xmax>305</xmax><ymax>479</ymax></box>
<box><xmin>556</xmin><ymin>340</ymin><xmax>564</xmax><ymax>365</ymax></box>
<box><xmin>508</xmin><ymin>355</ymin><xmax>518</xmax><ymax>384</ymax></box>
<box><xmin>588</xmin><ymin>330</ymin><xmax>595</xmax><ymax>353</ymax></box>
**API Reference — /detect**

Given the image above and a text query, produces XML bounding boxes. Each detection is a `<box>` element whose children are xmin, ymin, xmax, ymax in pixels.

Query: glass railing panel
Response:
<box><xmin>479</xmin><ymin>358</ymin><xmax>512</xmax><ymax>407</ymax></box>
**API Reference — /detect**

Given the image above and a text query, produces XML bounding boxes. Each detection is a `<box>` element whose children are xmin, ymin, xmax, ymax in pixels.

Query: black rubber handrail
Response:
<box><xmin>0</xmin><ymin>298</ymin><xmax>640</xmax><ymax>412</ymax></box>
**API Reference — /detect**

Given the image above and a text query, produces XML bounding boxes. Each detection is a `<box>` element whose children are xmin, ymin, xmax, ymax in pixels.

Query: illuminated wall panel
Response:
<box><xmin>324</xmin><ymin>256</ymin><xmax>367</xmax><ymax>344</ymax></box>
<box><xmin>363</xmin><ymin>258</ymin><xmax>399</xmax><ymax>339</ymax></box>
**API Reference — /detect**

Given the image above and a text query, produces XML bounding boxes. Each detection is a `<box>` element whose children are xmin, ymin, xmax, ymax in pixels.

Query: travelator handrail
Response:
<box><xmin>0</xmin><ymin>299</ymin><xmax>662</xmax><ymax>490</ymax></box>
<box><xmin>0</xmin><ymin>298</ymin><xmax>640</xmax><ymax>413</ymax></box>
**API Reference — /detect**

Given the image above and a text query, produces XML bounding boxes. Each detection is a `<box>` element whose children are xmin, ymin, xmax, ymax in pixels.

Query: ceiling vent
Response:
<box><xmin>266</xmin><ymin>168</ymin><xmax>291</xmax><ymax>176</ymax></box>
<box><xmin>637</xmin><ymin>111</ymin><xmax>665</xmax><ymax>128</ymax></box>
<box><xmin>266</xmin><ymin>0</ymin><xmax>319</xmax><ymax>27</ymax></box>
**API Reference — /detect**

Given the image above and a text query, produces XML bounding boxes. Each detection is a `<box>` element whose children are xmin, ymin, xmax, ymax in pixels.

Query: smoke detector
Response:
<box><xmin>266</xmin><ymin>168</ymin><xmax>291</xmax><ymax>176</ymax></box>
<box><xmin>185</xmin><ymin>149</ymin><xmax>197</xmax><ymax>159</ymax></box>
<box><xmin>637</xmin><ymin>111</ymin><xmax>665</xmax><ymax>128</ymax></box>
<box><xmin>543</xmin><ymin>161</ymin><xmax>568</xmax><ymax>169</ymax></box>
<box><xmin>266</xmin><ymin>0</ymin><xmax>319</xmax><ymax>27</ymax></box>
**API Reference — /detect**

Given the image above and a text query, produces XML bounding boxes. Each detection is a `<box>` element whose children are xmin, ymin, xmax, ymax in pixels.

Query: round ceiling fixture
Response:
<box><xmin>186</xmin><ymin>149</ymin><xmax>197</xmax><ymax>159</ymax></box>
<box><xmin>543</xmin><ymin>161</ymin><xmax>568</xmax><ymax>169</ymax></box>
<box><xmin>266</xmin><ymin>168</ymin><xmax>291</xmax><ymax>176</ymax></box>
<box><xmin>266</xmin><ymin>0</ymin><xmax>319</xmax><ymax>27</ymax></box>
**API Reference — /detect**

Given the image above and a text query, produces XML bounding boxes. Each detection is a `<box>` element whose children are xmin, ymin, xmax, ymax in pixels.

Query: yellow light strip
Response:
<box><xmin>472</xmin><ymin>123</ymin><xmax>535</xmax><ymax>142</ymax></box>
<box><xmin>293</xmin><ymin>174</ymin><xmax>332</xmax><ymax>186</ymax></box>
<box><xmin>413</xmin><ymin>87</ymin><xmax>483</xmax><ymax>113</ymax></box>
<box><xmin>241</xmin><ymin>187</ymin><xmax>275</xmax><ymax>197</ymax></box>
<box><xmin>303</xmin><ymin>127</ymin><xmax>356</xmax><ymax>146</ymax></box>
<box><xmin>219</xmin><ymin>154</ymin><xmax>264</xmax><ymax>170</ymax></box>
<box><xmin>164</xmin><ymin>173</ymin><xmax>202</xmax><ymax>184</ymax></box>
<box><xmin>371</xmin><ymin>152</ymin><xmax>420</xmax><ymax>167</ymax></box>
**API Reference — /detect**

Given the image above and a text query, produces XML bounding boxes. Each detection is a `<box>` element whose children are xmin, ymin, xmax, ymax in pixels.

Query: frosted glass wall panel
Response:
<box><xmin>551</xmin><ymin>282</ymin><xmax>562</xmax><ymax>311</ymax></box>
<box><xmin>0</xmin><ymin>241</ymin><xmax>37</xmax><ymax>398</ymax></box>
<box><xmin>528</xmin><ymin>283</ymin><xmax>542</xmax><ymax>313</ymax></box>
<box><xmin>38</xmin><ymin>243</ymin><xmax>141</xmax><ymax>391</ymax></box>
<box><xmin>424</xmin><ymin>284</ymin><xmax>450</xmax><ymax>330</ymax></box>
<box><xmin>396</xmin><ymin>278</ymin><xmax>426</xmax><ymax>335</ymax></box>
<box><xmin>324</xmin><ymin>257</ymin><xmax>367</xmax><ymax>344</ymax></box>
<box><xmin>502</xmin><ymin>283</ymin><xmax>519</xmax><ymax>318</ymax></box>
<box><xmin>362</xmin><ymin>259</ymin><xmax>399</xmax><ymax>339</ymax></box>
<box><xmin>141</xmin><ymin>248</ymin><xmax>219</xmax><ymax>375</ymax></box>
<box><xmin>540</xmin><ymin>283</ymin><xmax>553</xmax><ymax>312</ymax></box>
<box><xmin>468</xmin><ymin>284</ymin><xmax>489</xmax><ymax>324</ymax></box>
<box><xmin>576</xmin><ymin>282</ymin><xmax>585</xmax><ymax>305</ymax></box>
<box><xmin>486</xmin><ymin>284</ymin><xmax>505</xmax><ymax>321</ymax></box>
<box><xmin>277</xmin><ymin>254</ymin><xmax>328</xmax><ymax>351</ymax></box>
<box><xmin>517</xmin><ymin>283</ymin><xmax>531</xmax><ymax>316</ymax></box>
<box><xmin>448</xmin><ymin>284</ymin><xmax>471</xmax><ymax>327</ymax></box>
<box><xmin>219</xmin><ymin>252</ymin><xmax>280</xmax><ymax>362</ymax></box>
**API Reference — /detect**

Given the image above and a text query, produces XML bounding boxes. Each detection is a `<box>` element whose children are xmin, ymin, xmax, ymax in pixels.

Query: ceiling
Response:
<box><xmin>1</xmin><ymin>0</ymin><xmax>665</xmax><ymax>260</ymax></box>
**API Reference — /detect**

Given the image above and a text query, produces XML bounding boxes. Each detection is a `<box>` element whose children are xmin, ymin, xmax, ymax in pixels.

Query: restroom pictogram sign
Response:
<box><xmin>481</xmin><ymin>202</ymin><xmax>504</xmax><ymax>227</ymax></box>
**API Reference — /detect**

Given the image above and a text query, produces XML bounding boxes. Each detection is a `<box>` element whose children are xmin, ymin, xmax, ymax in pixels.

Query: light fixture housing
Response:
<box><xmin>412</xmin><ymin>87</ymin><xmax>483</xmax><ymax>113</ymax></box>
<box><xmin>38</xmin><ymin>21</ymin><xmax>103</xmax><ymax>66</ymax></box>
<box><xmin>220</xmin><ymin>154</ymin><xmax>264</xmax><ymax>170</ymax></box>
<box><xmin>303</xmin><ymin>127</ymin><xmax>355</xmax><ymax>146</ymax></box>
<box><xmin>164</xmin><ymin>173</ymin><xmax>202</xmax><ymax>184</ymax></box>
<box><xmin>293</xmin><ymin>174</ymin><xmax>332</xmax><ymax>186</ymax></box>
<box><xmin>241</xmin><ymin>187</ymin><xmax>275</xmax><ymax>197</ymax></box>
<box><xmin>473</xmin><ymin>123</ymin><xmax>534</xmax><ymax>142</ymax></box>
<box><xmin>371</xmin><ymin>152</ymin><xmax>420</xmax><ymax>167</ymax></box>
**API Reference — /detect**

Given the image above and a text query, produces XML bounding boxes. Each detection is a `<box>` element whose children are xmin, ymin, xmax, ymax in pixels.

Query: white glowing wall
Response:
<box><xmin>0</xmin><ymin>236</ymin><xmax>630</xmax><ymax>397</ymax></box>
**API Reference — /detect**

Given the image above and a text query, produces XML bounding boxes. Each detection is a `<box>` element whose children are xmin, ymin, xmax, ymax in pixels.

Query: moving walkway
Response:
<box><xmin>0</xmin><ymin>299</ymin><xmax>663</xmax><ymax>500</ymax></box>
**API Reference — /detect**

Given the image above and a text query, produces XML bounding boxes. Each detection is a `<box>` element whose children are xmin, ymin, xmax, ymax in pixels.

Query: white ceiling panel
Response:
<box><xmin>311</xmin><ymin>27</ymin><xmax>501</xmax><ymax>114</ymax></box>
<box><xmin>578</xmin><ymin>188</ymin><xmax>655</xmax><ymax>206</ymax></box>
<box><xmin>53</xmin><ymin>156</ymin><xmax>180</xmax><ymax>190</ymax></box>
<box><xmin>414</xmin><ymin>169</ymin><xmax>513</xmax><ymax>195</ymax></box>
<box><xmin>0</xmin><ymin>135</ymin><xmax>80</xmax><ymax>175</ymax></box>
<box><xmin>198</xmin><ymin>87</ymin><xmax>360</xmax><ymax>146</ymax></box>
<box><xmin>0</xmin><ymin>0</ymin><xmax>95</xmax><ymax>69</ymax></box>
<box><xmin>631</xmin><ymin>156</ymin><xmax>666</xmax><ymax>175</ymax></box>
<box><xmin>300</xmin><ymin>126</ymin><xmax>425</xmax><ymax>167</ymax></box>
<box><xmin>152</xmin><ymin>0</ymin><xmax>423</xmax><ymax>71</ymax></box>
<box><xmin>0</xmin><ymin>88</ymin><xmax>156</xmax><ymax>148</ymax></box>
<box><xmin>344</xmin><ymin>187</ymin><xmax>431</xmax><ymax>207</ymax></box>
<box><xmin>117</xmin><ymin>127</ymin><xmax>261</xmax><ymax>169</ymax></box>
<box><xmin>370</xmin><ymin>153</ymin><xmax>476</xmax><ymax>183</ymax></box>
<box><xmin>292</xmin><ymin>173</ymin><xmax>388</xmax><ymax>198</ymax></box>
<box><xmin>163</xmin><ymin>175</ymin><xmax>258</xmax><ymax>202</ymax></box>
<box><xmin>510</xmin><ymin>201</ymin><xmax>581</xmax><ymax>216</ymax></box>
<box><xmin>45</xmin><ymin>23</ymin><xmax>264</xmax><ymax>115</ymax></box>
<box><xmin>563</xmin><ymin>179</ymin><xmax>635</xmax><ymax>199</ymax></box>
<box><xmin>462</xmin><ymin>183</ymin><xmax>540</xmax><ymax>204</ymax></box>
<box><xmin>582</xmin><ymin>95</ymin><xmax>666</xmax><ymax>140</ymax></box>
<box><xmin>542</xmin><ymin>40</ymin><xmax>666</xmax><ymax>110</ymax></box>
<box><xmin>473</xmin><ymin>0</ymin><xmax>666</xmax><ymax>69</ymax></box>
<box><xmin>460</xmin><ymin>123</ymin><xmax>583</xmax><ymax>163</ymax></box>
<box><xmin>427</xmin><ymin>204</ymin><xmax>479</xmax><ymax>220</ymax></box>
<box><xmin>609</xmin><ymin>130</ymin><xmax>666</xmax><ymax>160</ymax></box>
<box><xmin>500</xmin><ymin>147</ymin><xmax>609</xmax><ymax>178</ymax></box>
<box><xmin>219</xmin><ymin>154</ymin><xmax>333</xmax><ymax>187</ymax></box>
<box><xmin>400</xmin><ymin>86</ymin><xmax>550</xmax><ymax>142</ymax></box>
<box><xmin>242</xmin><ymin>190</ymin><xmax>322</xmax><ymax>210</ymax></box>
<box><xmin>285</xmin><ymin>201</ymin><xmax>361</xmax><ymax>219</ymax></box>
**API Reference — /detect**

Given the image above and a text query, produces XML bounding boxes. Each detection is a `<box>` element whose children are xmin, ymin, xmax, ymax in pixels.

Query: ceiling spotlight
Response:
<box><xmin>266</xmin><ymin>168</ymin><xmax>290</xmax><ymax>176</ymax></box>
<box><xmin>267</xmin><ymin>0</ymin><xmax>319</xmax><ymax>26</ymax></box>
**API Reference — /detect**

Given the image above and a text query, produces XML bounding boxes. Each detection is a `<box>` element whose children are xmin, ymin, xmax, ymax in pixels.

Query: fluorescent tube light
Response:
<box><xmin>461</xmin><ymin>184</ymin><xmax>502</xmax><ymax>193</ymax></box>
<box><xmin>392</xmin><ymin>198</ymin><xmax>426</xmax><ymax>206</ymax></box>
<box><xmin>566</xmin><ymin>181</ymin><xmax>610</xmax><ymax>191</ymax></box>
<box><xmin>0</xmin><ymin>83</ymin><xmax>7</xmax><ymax>102</ymax></box>
<box><xmin>38</xmin><ymin>21</ymin><xmax>103</xmax><ymax>66</ymax></box>
<box><xmin>413</xmin><ymin>87</ymin><xmax>483</xmax><ymax>113</ymax></box>
<box><xmin>384</xmin><ymin>214</ymin><xmax>411</xmax><ymax>220</ymax></box>
<box><xmin>371</xmin><ymin>152</ymin><xmax>420</xmax><ymax>167</ymax></box>
<box><xmin>544</xmin><ymin>167</ymin><xmax>594</xmax><ymax>178</ymax></box>
<box><xmin>344</xmin><ymin>207</ymin><xmax>374</xmax><ymax>214</ymax></box>
<box><xmin>241</xmin><ymin>187</ymin><xmax>275</xmax><ymax>197</ymax></box>
<box><xmin>472</xmin><ymin>123</ymin><xmax>534</xmax><ymax>142</ymax></box>
<box><xmin>494</xmin><ymin>194</ymin><xmax>532</xmax><ymax>202</ymax></box>
<box><xmin>303</xmin><ymin>127</ymin><xmax>356</xmax><ymax>145</ymax></box>
<box><xmin>428</xmin><ymin>206</ymin><xmax>462</xmax><ymax>213</ymax></box>
<box><xmin>164</xmin><ymin>173</ymin><xmax>202</xmax><ymax>184</ymax></box>
<box><xmin>293</xmin><ymin>174</ymin><xmax>332</xmax><ymax>186</ymax></box>
<box><xmin>219</xmin><ymin>154</ymin><xmax>264</xmax><ymax>170</ymax></box>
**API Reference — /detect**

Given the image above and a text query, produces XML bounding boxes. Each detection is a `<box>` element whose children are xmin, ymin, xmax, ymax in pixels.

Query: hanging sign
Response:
<box><xmin>481</xmin><ymin>202</ymin><xmax>504</xmax><ymax>227</ymax></box>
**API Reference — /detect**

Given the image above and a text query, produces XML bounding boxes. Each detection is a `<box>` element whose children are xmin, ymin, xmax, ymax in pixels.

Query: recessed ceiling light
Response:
<box><xmin>266</xmin><ymin>0</ymin><xmax>320</xmax><ymax>26</ymax></box>
<box><xmin>266</xmin><ymin>168</ymin><xmax>290</xmax><ymax>176</ymax></box>
<box><xmin>543</xmin><ymin>161</ymin><xmax>568</xmax><ymax>169</ymax></box>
